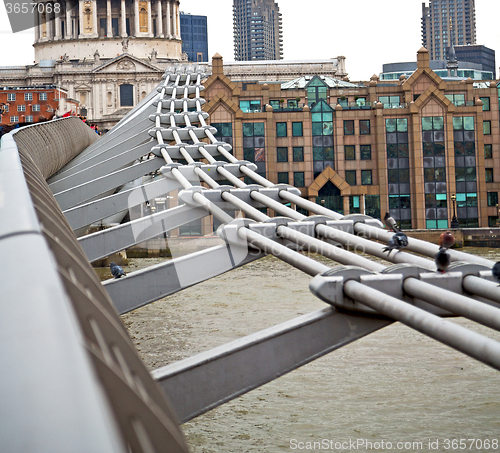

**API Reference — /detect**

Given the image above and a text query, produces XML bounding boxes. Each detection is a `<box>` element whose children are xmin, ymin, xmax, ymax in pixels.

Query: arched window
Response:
<box><xmin>120</xmin><ymin>84</ymin><xmax>134</xmax><ymax>106</ymax></box>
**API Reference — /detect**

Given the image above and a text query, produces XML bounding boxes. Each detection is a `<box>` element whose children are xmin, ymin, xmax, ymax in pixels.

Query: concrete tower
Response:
<box><xmin>233</xmin><ymin>0</ymin><xmax>283</xmax><ymax>61</ymax></box>
<box><xmin>421</xmin><ymin>0</ymin><xmax>476</xmax><ymax>61</ymax></box>
<box><xmin>33</xmin><ymin>0</ymin><xmax>182</xmax><ymax>61</ymax></box>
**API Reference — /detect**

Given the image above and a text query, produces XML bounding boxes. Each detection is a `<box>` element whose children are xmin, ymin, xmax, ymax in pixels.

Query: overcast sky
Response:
<box><xmin>1</xmin><ymin>0</ymin><xmax>498</xmax><ymax>80</ymax></box>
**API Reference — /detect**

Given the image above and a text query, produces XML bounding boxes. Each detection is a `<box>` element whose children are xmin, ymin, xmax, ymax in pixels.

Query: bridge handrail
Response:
<box><xmin>11</xmin><ymin>116</ymin><xmax>98</xmax><ymax>179</ymax></box>
<box><xmin>0</xmin><ymin>122</ymin><xmax>188</xmax><ymax>452</ymax></box>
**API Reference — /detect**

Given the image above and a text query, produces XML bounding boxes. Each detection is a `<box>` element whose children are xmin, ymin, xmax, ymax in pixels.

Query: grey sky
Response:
<box><xmin>1</xmin><ymin>0</ymin><xmax>498</xmax><ymax>80</ymax></box>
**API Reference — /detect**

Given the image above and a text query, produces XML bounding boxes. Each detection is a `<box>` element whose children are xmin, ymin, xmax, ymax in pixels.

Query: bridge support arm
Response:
<box><xmin>153</xmin><ymin>307</ymin><xmax>391</xmax><ymax>423</ymax></box>
<box><xmin>310</xmin><ymin>266</ymin><xmax>500</xmax><ymax>371</ymax></box>
<box><xmin>104</xmin><ymin>243</ymin><xmax>265</xmax><ymax>314</ymax></box>
<box><xmin>343</xmin><ymin>279</ymin><xmax>500</xmax><ymax>371</ymax></box>
<box><xmin>79</xmin><ymin>204</ymin><xmax>207</xmax><ymax>263</ymax></box>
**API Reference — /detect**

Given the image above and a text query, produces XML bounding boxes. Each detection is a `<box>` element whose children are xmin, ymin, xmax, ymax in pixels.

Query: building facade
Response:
<box><xmin>203</xmin><ymin>49</ymin><xmax>500</xmax><ymax>230</ymax></box>
<box><xmin>381</xmin><ymin>60</ymin><xmax>493</xmax><ymax>81</ymax></box>
<box><xmin>210</xmin><ymin>57</ymin><xmax>347</xmax><ymax>82</ymax></box>
<box><xmin>421</xmin><ymin>0</ymin><xmax>476</xmax><ymax>61</ymax></box>
<box><xmin>0</xmin><ymin>86</ymin><xmax>78</xmax><ymax>129</ymax></box>
<box><xmin>180</xmin><ymin>12</ymin><xmax>208</xmax><ymax>62</ymax></box>
<box><xmin>454</xmin><ymin>45</ymin><xmax>496</xmax><ymax>78</ymax></box>
<box><xmin>233</xmin><ymin>0</ymin><xmax>283</xmax><ymax>61</ymax></box>
<box><xmin>0</xmin><ymin>0</ymin><xmax>187</xmax><ymax>130</ymax></box>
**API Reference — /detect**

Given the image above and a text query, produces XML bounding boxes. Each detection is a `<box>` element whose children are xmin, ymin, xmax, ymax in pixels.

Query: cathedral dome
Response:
<box><xmin>33</xmin><ymin>0</ymin><xmax>182</xmax><ymax>62</ymax></box>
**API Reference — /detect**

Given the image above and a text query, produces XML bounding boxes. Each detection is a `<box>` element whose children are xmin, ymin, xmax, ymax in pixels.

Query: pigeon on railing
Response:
<box><xmin>383</xmin><ymin>211</ymin><xmax>400</xmax><ymax>232</ymax></box>
<box><xmin>435</xmin><ymin>231</ymin><xmax>455</xmax><ymax>273</ymax></box>
<box><xmin>383</xmin><ymin>231</ymin><xmax>409</xmax><ymax>256</ymax></box>
<box><xmin>438</xmin><ymin>231</ymin><xmax>455</xmax><ymax>249</ymax></box>
<box><xmin>492</xmin><ymin>262</ymin><xmax>500</xmax><ymax>286</ymax></box>
<box><xmin>110</xmin><ymin>262</ymin><xmax>126</xmax><ymax>278</ymax></box>
<box><xmin>382</xmin><ymin>212</ymin><xmax>408</xmax><ymax>256</ymax></box>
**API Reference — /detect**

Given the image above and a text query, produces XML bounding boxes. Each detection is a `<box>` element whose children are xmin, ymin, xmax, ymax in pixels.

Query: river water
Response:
<box><xmin>112</xmin><ymin>247</ymin><xmax>500</xmax><ymax>453</ymax></box>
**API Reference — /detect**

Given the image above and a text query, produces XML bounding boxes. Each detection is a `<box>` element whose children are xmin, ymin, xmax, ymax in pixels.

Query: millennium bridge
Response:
<box><xmin>1</xmin><ymin>64</ymin><xmax>500</xmax><ymax>452</ymax></box>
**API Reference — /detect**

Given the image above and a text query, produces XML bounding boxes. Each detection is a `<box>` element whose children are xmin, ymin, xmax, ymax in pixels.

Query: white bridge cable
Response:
<box><xmin>150</xmin><ymin>74</ymin><xmax>411</xmax><ymax>273</ymax></box>
<box><xmin>79</xmin><ymin>63</ymin><xmax>500</xmax><ymax>332</ymax></box>
<box><xmin>343</xmin><ymin>280</ymin><xmax>500</xmax><ymax>370</ymax></box>
<box><xmin>33</xmin><ymin>65</ymin><xmax>500</xmax><ymax>440</ymax></box>
<box><xmin>160</xmin><ymin>67</ymin><xmax>500</xmax><ymax>337</ymax></box>
<box><xmin>145</xmin><ymin>65</ymin><xmax>500</xmax><ymax>288</ymax></box>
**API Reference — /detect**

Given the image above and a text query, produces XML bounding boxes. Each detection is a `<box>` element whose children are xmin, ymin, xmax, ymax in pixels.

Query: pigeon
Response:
<box><xmin>110</xmin><ymin>262</ymin><xmax>126</xmax><ymax>278</ymax></box>
<box><xmin>435</xmin><ymin>248</ymin><xmax>451</xmax><ymax>273</ymax></box>
<box><xmin>438</xmin><ymin>231</ymin><xmax>455</xmax><ymax>249</ymax></box>
<box><xmin>383</xmin><ymin>211</ymin><xmax>400</xmax><ymax>232</ymax></box>
<box><xmin>492</xmin><ymin>262</ymin><xmax>500</xmax><ymax>286</ymax></box>
<box><xmin>383</xmin><ymin>231</ymin><xmax>409</xmax><ymax>256</ymax></box>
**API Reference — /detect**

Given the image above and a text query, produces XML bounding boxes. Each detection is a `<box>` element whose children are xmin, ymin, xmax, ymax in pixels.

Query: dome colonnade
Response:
<box><xmin>33</xmin><ymin>0</ymin><xmax>181</xmax><ymax>61</ymax></box>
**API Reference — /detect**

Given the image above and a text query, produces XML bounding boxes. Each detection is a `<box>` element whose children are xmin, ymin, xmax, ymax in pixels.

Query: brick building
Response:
<box><xmin>202</xmin><ymin>48</ymin><xmax>500</xmax><ymax>230</ymax></box>
<box><xmin>0</xmin><ymin>86</ymin><xmax>78</xmax><ymax>130</ymax></box>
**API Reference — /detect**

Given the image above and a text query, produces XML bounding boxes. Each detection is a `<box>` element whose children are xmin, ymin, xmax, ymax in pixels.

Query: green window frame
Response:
<box><xmin>344</xmin><ymin>120</ymin><xmax>354</xmax><ymax>135</ymax></box>
<box><xmin>306</xmin><ymin>76</ymin><xmax>328</xmax><ymax>106</ymax></box>
<box><xmin>361</xmin><ymin>170</ymin><xmax>372</xmax><ymax>185</ymax></box>
<box><xmin>349</xmin><ymin>195</ymin><xmax>361</xmax><ymax>214</ymax></box>
<box><xmin>365</xmin><ymin>195</ymin><xmax>380</xmax><ymax>220</ymax></box>
<box><xmin>239</xmin><ymin>100</ymin><xmax>261</xmax><ymax>113</ymax></box>
<box><xmin>311</xmin><ymin>100</ymin><xmax>335</xmax><ymax>177</ymax></box>
<box><xmin>211</xmin><ymin>122</ymin><xmax>234</xmax><ymax>161</ymax></box>
<box><xmin>345</xmin><ymin>145</ymin><xmax>355</xmax><ymax>160</ymax></box>
<box><xmin>360</xmin><ymin>145</ymin><xmax>372</xmax><ymax>160</ymax></box>
<box><xmin>293</xmin><ymin>172</ymin><xmax>305</xmax><ymax>187</ymax></box>
<box><xmin>277</xmin><ymin>172</ymin><xmax>289</xmax><ymax>184</ymax></box>
<box><xmin>179</xmin><ymin>218</ymin><xmax>202</xmax><ymax>237</ymax></box>
<box><xmin>484</xmin><ymin>121</ymin><xmax>491</xmax><ymax>135</ymax></box>
<box><xmin>487</xmin><ymin>191</ymin><xmax>498</xmax><ymax>206</ymax></box>
<box><xmin>480</xmin><ymin>97</ymin><xmax>490</xmax><ymax>111</ymax></box>
<box><xmin>244</xmin><ymin>148</ymin><xmax>255</xmax><ymax>162</ymax></box>
<box><xmin>293</xmin><ymin>146</ymin><xmax>304</xmax><ymax>162</ymax></box>
<box><xmin>379</xmin><ymin>95</ymin><xmax>400</xmax><ymax>108</ymax></box>
<box><xmin>277</xmin><ymin>147</ymin><xmax>288</xmax><ymax>162</ymax></box>
<box><xmin>337</xmin><ymin>97</ymin><xmax>348</xmax><ymax>107</ymax></box>
<box><xmin>445</xmin><ymin>94</ymin><xmax>466</xmax><ymax>106</ymax></box>
<box><xmin>242</xmin><ymin>123</ymin><xmax>265</xmax><ymax>169</ymax></box>
<box><xmin>359</xmin><ymin>119</ymin><xmax>371</xmax><ymax>135</ymax></box>
<box><xmin>485</xmin><ymin>144</ymin><xmax>493</xmax><ymax>159</ymax></box>
<box><xmin>292</xmin><ymin>122</ymin><xmax>303</xmax><ymax>137</ymax></box>
<box><xmin>355</xmin><ymin>97</ymin><xmax>366</xmax><ymax>107</ymax></box>
<box><xmin>276</xmin><ymin>122</ymin><xmax>287</xmax><ymax>137</ymax></box>
<box><xmin>345</xmin><ymin>170</ymin><xmax>356</xmax><ymax>186</ymax></box>
<box><xmin>269</xmin><ymin>100</ymin><xmax>280</xmax><ymax>110</ymax></box>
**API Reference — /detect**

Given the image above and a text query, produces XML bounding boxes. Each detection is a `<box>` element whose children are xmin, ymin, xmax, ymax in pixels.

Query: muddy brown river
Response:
<box><xmin>104</xmin><ymin>248</ymin><xmax>500</xmax><ymax>453</ymax></box>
